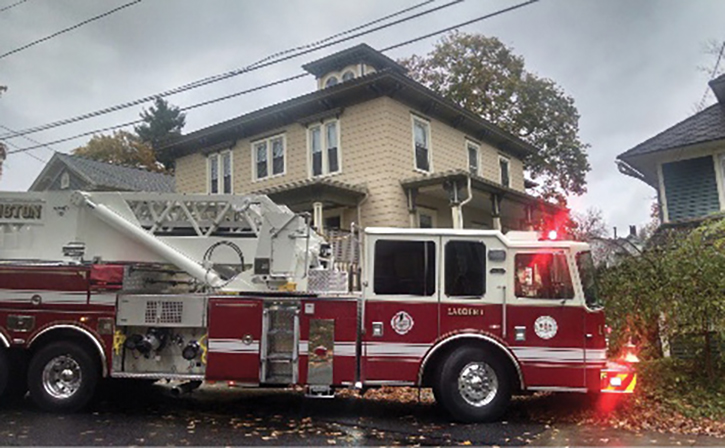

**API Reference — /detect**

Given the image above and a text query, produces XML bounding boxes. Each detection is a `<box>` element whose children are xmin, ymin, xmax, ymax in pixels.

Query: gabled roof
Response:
<box><xmin>302</xmin><ymin>43</ymin><xmax>407</xmax><ymax>77</ymax></box>
<box><xmin>618</xmin><ymin>103</ymin><xmax>725</xmax><ymax>161</ymax></box>
<box><xmin>29</xmin><ymin>153</ymin><xmax>175</xmax><ymax>192</ymax></box>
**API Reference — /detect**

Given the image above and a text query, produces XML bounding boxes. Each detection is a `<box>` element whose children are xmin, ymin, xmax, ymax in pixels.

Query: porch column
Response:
<box><xmin>406</xmin><ymin>188</ymin><xmax>418</xmax><ymax>228</ymax></box>
<box><xmin>313</xmin><ymin>201</ymin><xmax>324</xmax><ymax>232</ymax></box>
<box><xmin>491</xmin><ymin>193</ymin><xmax>502</xmax><ymax>231</ymax></box>
<box><xmin>524</xmin><ymin>205</ymin><xmax>534</xmax><ymax>231</ymax></box>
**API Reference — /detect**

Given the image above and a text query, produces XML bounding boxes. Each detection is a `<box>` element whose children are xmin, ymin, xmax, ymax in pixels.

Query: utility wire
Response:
<box><xmin>1</xmin><ymin>0</ymin><xmax>461</xmax><ymax>140</ymax></box>
<box><xmin>697</xmin><ymin>39</ymin><xmax>725</xmax><ymax>110</ymax></box>
<box><xmin>0</xmin><ymin>0</ymin><xmax>142</xmax><ymax>61</ymax></box>
<box><xmin>8</xmin><ymin>0</ymin><xmax>541</xmax><ymax>155</ymax></box>
<box><xmin>0</xmin><ymin>123</ymin><xmax>57</xmax><ymax>154</ymax></box>
<box><xmin>0</xmin><ymin>0</ymin><xmax>28</xmax><ymax>13</ymax></box>
<box><xmin>8</xmin><ymin>74</ymin><xmax>309</xmax><ymax>153</ymax></box>
<box><xmin>0</xmin><ymin>132</ymin><xmax>47</xmax><ymax>163</ymax></box>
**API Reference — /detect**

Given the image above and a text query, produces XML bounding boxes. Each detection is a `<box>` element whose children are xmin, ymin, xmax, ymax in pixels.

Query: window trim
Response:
<box><xmin>207</xmin><ymin>150</ymin><xmax>234</xmax><ymax>194</ymax></box>
<box><xmin>466</xmin><ymin>140</ymin><xmax>480</xmax><ymax>176</ymax></box>
<box><xmin>307</xmin><ymin>118</ymin><xmax>342</xmax><ymax>178</ymax></box>
<box><xmin>207</xmin><ymin>151</ymin><xmax>234</xmax><ymax>194</ymax></box>
<box><xmin>411</xmin><ymin>115</ymin><xmax>433</xmax><ymax>173</ymax></box>
<box><xmin>60</xmin><ymin>171</ymin><xmax>70</xmax><ymax>190</ymax></box>
<box><xmin>251</xmin><ymin>134</ymin><xmax>286</xmax><ymax>182</ymax></box>
<box><xmin>416</xmin><ymin>206</ymin><xmax>437</xmax><ymax>229</ymax></box>
<box><xmin>498</xmin><ymin>155</ymin><xmax>510</xmax><ymax>188</ymax></box>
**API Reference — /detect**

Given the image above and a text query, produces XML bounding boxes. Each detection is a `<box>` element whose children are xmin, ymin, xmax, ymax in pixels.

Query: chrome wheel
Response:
<box><xmin>457</xmin><ymin>361</ymin><xmax>498</xmax><ymax>407</ymax></box>
<box><xmin>42</xmin><ymin>355</ymin><xmax>82</xmax><ymax>399</ymax></box>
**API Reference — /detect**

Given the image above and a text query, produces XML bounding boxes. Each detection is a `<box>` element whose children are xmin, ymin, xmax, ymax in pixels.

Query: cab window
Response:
<box><xmin>374</xmin><ymin>240</ymin><xmax>436</xmax><ymax>296</ymax></box>
<box><xmin>514</xmin><ymin>253</ymin><xmax>574</xmax><ymax>299</ymax></box>
<box><xmin>445</xmin><ymin>241</ymin><xmax>485</xmax><ymax>297</ymax></box>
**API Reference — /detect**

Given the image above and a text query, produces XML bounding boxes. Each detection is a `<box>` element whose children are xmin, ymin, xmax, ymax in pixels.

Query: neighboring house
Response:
<box><xmin>169</xmin><ymin>44</ymin><xmax>559</xmax><ymax>231</ymax></box>
<box><xmin>589</xmin><ymin>225</ymin><xmax>643</xmax><ymax>268</ymax></box>
<box><xmin>29</xmin><ymin>153</ymin><xmax>175</xmax><ymax>192</ymax></box>
<box><xmin>617</xmin><ymin>73</ymin><xmax>725</xmax><ymax>225</ymax></box>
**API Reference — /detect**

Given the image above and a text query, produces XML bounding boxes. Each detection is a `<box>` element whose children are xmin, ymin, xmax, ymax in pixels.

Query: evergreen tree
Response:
<box><xmin>134</xmin><ymin>97</ymin><xmax>186</xmax><ymax>171</ymax></box>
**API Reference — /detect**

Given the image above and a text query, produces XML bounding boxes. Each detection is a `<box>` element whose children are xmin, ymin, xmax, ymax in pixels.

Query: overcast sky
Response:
<box><xmin>1</xmin><ymin>0</ymin><xmax>724</xmax><ymax>235</ymax></box>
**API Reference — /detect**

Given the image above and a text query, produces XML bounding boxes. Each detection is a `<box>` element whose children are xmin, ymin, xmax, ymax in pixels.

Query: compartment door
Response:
<box><xmin>206</xmin><ymin>298</ymin><xmax>263</xmax><ymax>383</ymax></box>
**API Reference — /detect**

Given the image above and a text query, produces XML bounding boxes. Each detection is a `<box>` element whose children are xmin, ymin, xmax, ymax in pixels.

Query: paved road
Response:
<box><xmin>0</xmin><ymin>383</ymin><xmax>721</xmax><ymax>446</ymax></box>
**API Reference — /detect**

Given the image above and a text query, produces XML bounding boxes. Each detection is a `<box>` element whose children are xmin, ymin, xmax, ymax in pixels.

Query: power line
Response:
<box><xmin>381</xmin><ymin>0</ymin><xmax>539</xmax><ymax>52</ymax></box>
<box><xmin>1</xmin><ymin>0</ymin><xmax>462</xmax><ymax>140</ymax></box>
<box><xmin>0</xmin><ymin>131</ymin><xmax>47</xmax><ymax>163</ymax></box>
<box><xmin>0</xmin><ymin>0</ymin><xmax>143</xmax><ymax>61</ymax></box>
<box><xmin>0</xmin><ymin>0</ymin><xmax>28</xmax><ymax>13</ymax></box>
<box><xmin>0</xmin><ymin>123</ymin><xmax>57</xmax><ymax>154</ymax></box>
<box><xmin>8</xmin><ymin>0</ymin><xmax>542</xmax><ymax>155</ymax></box>
<box><xmin>8</xmin><ymin>74</ymin><xmax>308</xmax><ymax>153</ymax></box>
<box><xmin>697</xmin><ymin>39</ymin><xmax>725</xmax><ymax>110</ymax></box>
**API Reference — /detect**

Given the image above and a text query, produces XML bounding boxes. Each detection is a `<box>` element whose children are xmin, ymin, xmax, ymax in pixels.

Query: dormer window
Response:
<box><xmin>342</xmin><ymin>70</ymin><xmax>355</xmax><ymax>82</ymax></box>
<box><xmin>325</xmin><ymin>76</ymin><xmax>339</xmax><ymax>88</ymax></box>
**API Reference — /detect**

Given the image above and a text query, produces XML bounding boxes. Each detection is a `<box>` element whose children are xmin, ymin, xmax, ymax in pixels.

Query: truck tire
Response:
<box><xmin>436</xmin><ymin>345</ymin><xmax>511</xmax><ymax>422</ymax></box>
<box><xmin>27</xmin><ymin>341</ymin><xmax>99</xmax><ymax>412</ymax></box>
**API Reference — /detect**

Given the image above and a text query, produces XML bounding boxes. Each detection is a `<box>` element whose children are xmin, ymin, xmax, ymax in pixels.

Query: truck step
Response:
<box><xmin>305</xmin><ymin>385</ymin><xmax>334</xmax><ymax>399</ymax></box>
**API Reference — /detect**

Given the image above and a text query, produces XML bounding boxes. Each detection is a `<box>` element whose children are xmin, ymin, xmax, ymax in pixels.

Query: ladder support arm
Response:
<box><xmin>73</xmin><ymin>192</ymin><xmax>226</xmax><ymax>289</ymax></box>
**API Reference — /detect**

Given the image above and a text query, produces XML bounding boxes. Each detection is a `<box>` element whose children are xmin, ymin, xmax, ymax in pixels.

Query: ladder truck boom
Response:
<box><xmin>1</xmin><ymin>190</ymin><xmax>325</xmax><ymax>291</ymax></box>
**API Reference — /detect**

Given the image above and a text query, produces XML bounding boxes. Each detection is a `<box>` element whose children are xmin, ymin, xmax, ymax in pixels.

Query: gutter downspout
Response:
<box><xmin>451</xmin><ymin>175</ymin><xmax>473</xmax><ymax>229</ymax></box>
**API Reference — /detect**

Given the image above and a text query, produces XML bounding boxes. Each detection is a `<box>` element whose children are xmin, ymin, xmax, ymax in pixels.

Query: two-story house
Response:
<box><xmin>170</xmin><ymin>44</ymin><xmax>558</xmax><ymax>232</ymax></box>
<box><xmin>617</xmin><ymin>73</ymin><xmax>725</xmax><ymax>225</ymax></box>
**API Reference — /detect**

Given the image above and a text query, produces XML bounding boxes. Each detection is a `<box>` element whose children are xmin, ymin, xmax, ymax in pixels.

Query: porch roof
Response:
<box><xmin>400</xmin><ymin>169</ymin><xmax>563</xmax><ymax>214</ymax></box>
<box><xmin>252</xmin><ymin>177</ymin><xmax>367</xmax><ymax>210</ymax></box>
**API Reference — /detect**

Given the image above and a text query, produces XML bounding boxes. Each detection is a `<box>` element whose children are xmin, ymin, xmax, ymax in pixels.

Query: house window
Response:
<box><xmin>252</xmin><ymin>135</ymin><xmax>285</xmax><ymax>181</ymax></box>
<box><xmin>514</xmin><ymin>253</ymin><xmax>574</xmax><ymax>300</ymax></box>
<box><xmin>417</xmin><ymin>206</ymin><xmax>437</xmax><ymax>228</ymax></box>
<box><xmin>325</xmin><ymin>215</ymin><xmax>341</xmax><ymax>230</ymax></box>
<box><xmin>325</xmin><ymin>76</ymin><xmax>339</xmax><ymax>88</ymax></box>
<box><xmin>342</xmin><ymin>70</ymin><xmax>355</xmax><ymax>82</ymax></box>
<box><xmin>412</xmin><ymin>117</ymin><xmax>431</xmax><ymax>172</ymax></box>
<box><xmin>309</xmin><ymin>120</ymin><xmax>340</xmax><ymax>177</ymax></box>
<box><xmin>60</xmin><ymin>171</ymin><xmax>70</xmax><ymax>190</ymax></box>
<box><xmin>499</xmin><ymin>156</ymin><xmax>510</xmax><ymax>188</ymax></box>
<box><xmin>374</xmin><ymin>240</ymin><xmax>436</xmax><ymax>296</ymax></box>
<box><xmin>208</xmin><ymin>151</ymin><xmax>233</xmax><ymax>194</ymax></box>
<box><xmin>209</xmin><ymin>154</ymin><xmax>219</xmax><ymax>194</ymax></box>
<box><xmin>467</xmin><ymin>141</ymin><xmax>479</xmax><ymax>175</ymax></box>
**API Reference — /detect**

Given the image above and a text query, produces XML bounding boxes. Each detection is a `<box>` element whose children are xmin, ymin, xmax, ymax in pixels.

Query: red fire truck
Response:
<box><xmin>0</xmin><ymin>190</ymin><xmax>635</xmax><ymax>421</ymax></box>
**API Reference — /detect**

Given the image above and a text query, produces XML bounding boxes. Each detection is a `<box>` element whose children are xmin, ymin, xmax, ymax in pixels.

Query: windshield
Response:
<box><xmin>576</xmin><ymin>251</ymin><xmax>602</xmax><ymax>309</ymax></box>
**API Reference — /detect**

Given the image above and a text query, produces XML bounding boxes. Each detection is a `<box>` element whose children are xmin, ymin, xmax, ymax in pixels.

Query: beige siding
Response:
<box><xmin>384</xmin><ymin>99</ymin><xmax>526</xmax><ymax>193</ymax></box>
<box><xmin>175</xmin><ymin>152</ymin><xmax>207</xmax><ymax>193</ymax></box>
<box><xmin>174</xmin><ymin>95</ymin><xmax>529</xmax><ymax>229</ymax></box>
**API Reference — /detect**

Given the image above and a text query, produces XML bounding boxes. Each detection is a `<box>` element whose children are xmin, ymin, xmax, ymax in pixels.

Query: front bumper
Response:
<box><xmin>600</xmin><ymin>361</ymin><xmax>637</xmax><ymax>394</ymax></box>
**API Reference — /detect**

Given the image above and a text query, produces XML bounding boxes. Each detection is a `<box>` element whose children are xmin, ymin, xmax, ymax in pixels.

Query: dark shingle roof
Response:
<box><xmin>618</xmin><ymin>103</ymin><xmax>725</xmax><ymax>160</ymax></box>
<box><xmin>56</xmin><ymin>153</ymin><xmax>175</xmax><ymax>192</ymax></box>
<box><xmin>301</xmin><ymin>43</ymin><xmax>407</xmax><ymax>77</ymax></box>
